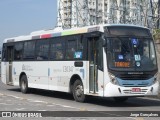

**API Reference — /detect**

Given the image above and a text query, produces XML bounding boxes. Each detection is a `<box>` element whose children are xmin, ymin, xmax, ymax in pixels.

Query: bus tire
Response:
<box><xmin>72</xmin><ymin>80</ymin><xmax>85</xmax><ymax>102</ymax></box>
<box><xmin>20</xmin><ymin>75</ymin><xmax>29</xmax><ymax>94</ymax></box>
<box><xmin>113</xmin><ymin>97</ymin><xmax>128</xmax><ymax>102</ymax></box>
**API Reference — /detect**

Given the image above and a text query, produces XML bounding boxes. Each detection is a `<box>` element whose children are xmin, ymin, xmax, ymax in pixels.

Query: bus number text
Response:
<box><xmin>63</xmin><ymin>66</ymin><xmax>74</xmax><ymax>72</ymax></box>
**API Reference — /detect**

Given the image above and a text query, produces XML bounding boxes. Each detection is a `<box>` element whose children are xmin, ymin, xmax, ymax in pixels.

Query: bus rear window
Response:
<box><xmin>105</xmin><ymin>26</ymin><xmax>150</xmax><ymax>37</ymax></box>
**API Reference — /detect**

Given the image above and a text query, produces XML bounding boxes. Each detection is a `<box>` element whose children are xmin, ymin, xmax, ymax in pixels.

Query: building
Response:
<box><xmin>57</xmin><ymin>0</ymin><xmax>88</xmax><ymax>28</ymax></box>
<box><xmin>57</xmin><ymin>0</ymin><xmax>155</xmax><ymax>29</ymax></box>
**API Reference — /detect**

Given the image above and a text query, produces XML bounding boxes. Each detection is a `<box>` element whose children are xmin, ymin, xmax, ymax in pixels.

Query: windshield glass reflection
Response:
<box><xmin>107</xmin><ymin>37</ymin><xmax>157</xmax><ymax>71</ymax></box>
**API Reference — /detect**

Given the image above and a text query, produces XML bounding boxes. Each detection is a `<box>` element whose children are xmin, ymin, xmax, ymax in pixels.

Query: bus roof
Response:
<box><xmin>3</xmin><ymin>24</ymin><xmax>149</xmax><ymax>43</ymax></box>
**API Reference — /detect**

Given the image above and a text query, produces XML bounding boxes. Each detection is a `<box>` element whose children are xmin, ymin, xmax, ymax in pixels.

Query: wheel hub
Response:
<box><xmin>75</xmin><ymin>85</ymin><xmax>83</xmax><ymax>97</ymax></box>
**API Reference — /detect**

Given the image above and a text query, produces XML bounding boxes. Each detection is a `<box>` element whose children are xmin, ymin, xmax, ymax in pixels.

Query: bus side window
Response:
<box><xmin>66</xmin><ymin>40</ymin><xmax>76</xmax><ymax>60</ymax></box>
<box><xmin>76</xmin><ymin>37</ymin><xmax>84</xmax><ymax>59</ymax></box>
<box><xmin>23</xmin><ymin>41</ymin><xmax>35</xmax><ymax>60</ymax></box>
<box><xmin>50</xmin><ymin>40</ymin><xmax>64</xmax><ymax>60</ymax></box>
<box><xmin>14</xmin><ymin>42</ymin><xmax>23</xmax><ymax>61</ymax></box>
<box><xmin>36</xmin><ymin>39</ymin><xmax>49</xmax><ymax>60</ymax></box>
<box><xmin>66</xmin><ymin>36</ymin><xmax>84</xmax><ymax>60</ymax></box>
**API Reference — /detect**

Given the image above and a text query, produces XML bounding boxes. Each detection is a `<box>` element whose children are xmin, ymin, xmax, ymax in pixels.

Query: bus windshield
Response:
<box><xmin>107</xmin><ymin>37</ymin><xmax>157</xmax><ymax>71</ymax></box>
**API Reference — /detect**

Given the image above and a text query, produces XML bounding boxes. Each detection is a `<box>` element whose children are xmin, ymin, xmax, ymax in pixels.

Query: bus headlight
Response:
<box><xmin>153</xmin><ymin>78</ymin><xmax>157</xmax><ymax>84</ymax></box>
<box><xmin>109</xmin><ymin>73</ymin><xmax>119</xmax><ymax>85</ymax></box>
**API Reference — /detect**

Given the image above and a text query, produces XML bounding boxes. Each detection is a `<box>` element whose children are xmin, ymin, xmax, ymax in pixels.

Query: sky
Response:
<box><xmin>0</xmin><ymin>0</ymin><xmax>57</xmax><ymax>48</ymax></box>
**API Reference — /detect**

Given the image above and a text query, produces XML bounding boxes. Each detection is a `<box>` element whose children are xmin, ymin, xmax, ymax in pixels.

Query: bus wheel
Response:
<box><xmin>20</xmin><ymin>75</ymin><xmax>29</xmax><ymax>94</ymax></box>
<box><xmin>73</xmin><ymin>80</ymin><xmax>85</xmax><ymax>102</ymax></box>
<box><xmin>113</xmin><ymin>97</ymin><xmax>128</xmax><ymax>102</ymax></box>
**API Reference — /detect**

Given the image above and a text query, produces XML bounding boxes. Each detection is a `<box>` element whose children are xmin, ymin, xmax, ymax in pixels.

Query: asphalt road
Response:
<box><xmin>0</xmin><ymin>80</ymin><xmax>160</xmax><ymax>120</ymax></box>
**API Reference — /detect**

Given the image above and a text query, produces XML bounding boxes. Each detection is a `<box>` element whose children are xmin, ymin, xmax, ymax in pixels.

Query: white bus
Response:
<box><xmin>1</xmin><ymin>24</ymin><xmax>159</xmax><ymax>102</ymax></box>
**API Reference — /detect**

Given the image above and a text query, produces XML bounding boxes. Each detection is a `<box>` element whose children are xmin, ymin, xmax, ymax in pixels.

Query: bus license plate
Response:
<box><xmin>132</xmin><ymin>88</ymin><xmax>141</xmax><ymax>92</ymax></box>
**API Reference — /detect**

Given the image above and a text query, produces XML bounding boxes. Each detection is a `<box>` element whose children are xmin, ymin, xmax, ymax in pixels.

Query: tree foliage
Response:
<box><xmin>153</xmin><ymin>29</ymin><xmax>160</xmax><ymax>41</ymax></box>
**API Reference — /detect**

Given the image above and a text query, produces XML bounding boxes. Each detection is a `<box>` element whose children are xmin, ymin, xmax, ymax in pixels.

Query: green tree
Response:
<box><xmin>153</xmin><ymin>29</ymin><xmax>160</xmax><ymax>42</ymax></box>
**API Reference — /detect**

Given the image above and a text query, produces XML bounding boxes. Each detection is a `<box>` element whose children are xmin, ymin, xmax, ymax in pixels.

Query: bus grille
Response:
<box><xmin>123</xmin><ymin>89</ymin><xmax>148</xmax><ymax>94</ymax></box>
<box><xmin>119</xmin><ymin>74</ymin><xmax>152</xmax><ymax>80</ymax></box>
<box><xmin>122</xmin><ymin>83</ymin><xmax>150</xmax><ymax>87</ymax></box>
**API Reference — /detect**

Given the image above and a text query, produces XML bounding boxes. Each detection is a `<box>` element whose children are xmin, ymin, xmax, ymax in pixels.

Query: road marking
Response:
<box><xmin>46</xmin><ymin>105</ymin><xmax>55</xmax><ymax>107</ymax></box>
<box><xmin>0</xmin><ymin>93</ymin><xmax>80</xmax><ymax>110</ymax></box>
<box><xmin>0</xmin><ymin>103</ymin><xmax>13</xmax><ymax>105</ymax></box>
<box><xmin>28</xmin><ymin>100</ymin><xmax>48</xmax><ymax>104</ymax></box>
<box><xmin>7</xmin><ymin>95</ymin><xmax>23</xmax><ymax>99</ymax></box>
<box><xmin>19</xmin><ymin>98</ymin><xmax>28</xmax><ymax>101</ymax></box>
<box><xmin>53</xmin><ymin>103</ymin><xmax>79</xmax><ymax>109</ymax></box>
<box><xmin>16</xmin><ymin>108</ymin><xmax>26</xmax><ymax>111</ymax></box>
<box><xmin>135</xmin><ymin>118</ymin><xmax>144</xmax><ymax>120</ymax></box>
<box><xmin>0</xmin><ymin>93</ymin><xmax>4</xmax><ymax>96</ymax></box>
<box><xmin>0</xmin><ymin>92</ymin><xmax>151</xmax><ymax>119</ymax></box>
<box><xmin>37</xmin><ymin>110</ymin><xmax>47</xmax><ymax>111</ymax></box>
<box><xmin>80</xmin><ymin>107</ymin><xmax>88</xmax><ymax>111</ymax></box>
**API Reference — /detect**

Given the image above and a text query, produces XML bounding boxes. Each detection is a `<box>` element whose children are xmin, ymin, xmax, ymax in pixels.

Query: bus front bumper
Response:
<box><xmin>104</xmin><ymin>82</ymin><xmax>159</xmax><ymax>97</ymax></box>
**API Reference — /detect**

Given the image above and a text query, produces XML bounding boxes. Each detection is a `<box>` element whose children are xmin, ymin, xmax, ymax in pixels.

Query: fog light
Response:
<box><xmin>154</xmin><ymin>78</ymin><xmax>157</xmax><ymax>83</ymax></box>
<box><xmin>153</xmin><ymin>73</ymin><xmax>158</xmax><ymax>85</ymax></box>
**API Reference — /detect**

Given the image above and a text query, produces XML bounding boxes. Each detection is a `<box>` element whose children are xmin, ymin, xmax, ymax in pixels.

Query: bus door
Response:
<box><xmin>6</xmin><ymin>45</ymin><xmax>14</xmax><ymax>85</ymax></box>
<box><xmin>88</xmin><ymin>37</ymin><xmax>103</xmax><ymax>94</ymax></box>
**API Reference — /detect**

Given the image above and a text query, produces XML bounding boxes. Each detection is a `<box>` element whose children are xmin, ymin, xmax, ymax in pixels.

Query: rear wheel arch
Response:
<box><xmin>69</xmin><ymin>74</ymin><xmax>82</xmax><ymax>93</ymax></box>
<box><xmin>72</xmin><ymin>79</ymin><xmax>86</xmax><ymax>102</ymax></box>
<box><xmin>69</xmin><ymin>74</ymin><xmax>86</xmax><ymax>102</ymax></box>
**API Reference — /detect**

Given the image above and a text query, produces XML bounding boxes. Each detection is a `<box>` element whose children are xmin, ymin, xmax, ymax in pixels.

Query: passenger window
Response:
<box><xmin>50</xmin><ymin>41</ymin><xmax>64</xmax><ymax>60</ymax></box>
<box><xmin>14</xmin><ymin>42</ymin><xmax>23</xmax><ymax>60</ymax></box>
<box><xmin>23</xmin><ymin>41</ymin><xmax>35</xmax><ymax>60</ymax></box>
<box><xmin>66</xmin><ymin>37</ymin><xmax>84</xmax><ymax>60</ymax></box>
<box><xmin>66</xmin><ymin>40</ymin><xmax>76</xmax><ymax>60</ymax></box>
<box><xmin>36</xmin><ymin>39</ymin><xmax>49</xmax><ymax>60</ymax></box>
